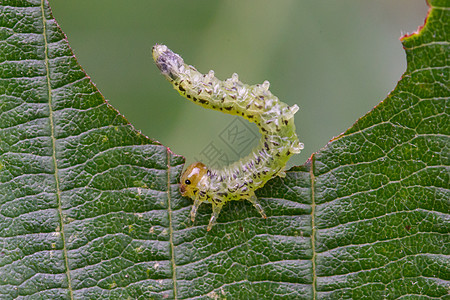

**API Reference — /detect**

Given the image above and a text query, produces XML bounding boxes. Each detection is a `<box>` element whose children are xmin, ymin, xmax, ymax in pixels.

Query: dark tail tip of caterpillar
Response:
<box><xmin>152</xmin><ymin>44</ymin><xmax>184</xmax><ymax>81</ymax></box>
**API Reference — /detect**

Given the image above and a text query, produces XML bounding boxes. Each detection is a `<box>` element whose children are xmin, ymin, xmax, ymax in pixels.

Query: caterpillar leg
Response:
<box><xmin>248</xmin><ymin>193</ymin><xmax>267</xmax><ymax>219</ymax></box>
<box><xmin>207</xmin><ymin>204</ymin><xmax>223</xmax><ymax>231</ymax></box>
<box><xmin>190</xmin><ymin>195</ymin><xmax>202</xmax><ymax>222</ymax></box>
<box><xmin>277</xmin><ymin>167</ymin><xmax>286</xmax><ymax>178</ymax></box>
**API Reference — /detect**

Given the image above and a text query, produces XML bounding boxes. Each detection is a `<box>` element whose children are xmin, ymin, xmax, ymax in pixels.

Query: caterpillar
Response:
<box><xmin>152</xmin><ymin>44</ymin><xmax>303</xmax><ymax>231</ymax></box>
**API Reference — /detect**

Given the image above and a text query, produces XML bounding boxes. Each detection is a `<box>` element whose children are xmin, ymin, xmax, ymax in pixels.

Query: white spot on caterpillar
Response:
<box><xmin>231</xmin><ymin>73</ymin><xmax>239</xmax><ymax>83</ymax></box>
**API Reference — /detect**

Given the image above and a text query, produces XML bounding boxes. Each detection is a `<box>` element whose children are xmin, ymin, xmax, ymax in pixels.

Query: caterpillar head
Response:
<box><xmin>180</xmin><ymin>162</ymin><xmax>208</xmax><ymax>198</ymax></box>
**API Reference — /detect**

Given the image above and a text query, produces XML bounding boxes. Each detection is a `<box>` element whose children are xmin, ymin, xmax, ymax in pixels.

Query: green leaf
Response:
<box><xmin>0</xmin><ymin>0</ymin><xmax>448</xmax><ymax>299</ymax></box>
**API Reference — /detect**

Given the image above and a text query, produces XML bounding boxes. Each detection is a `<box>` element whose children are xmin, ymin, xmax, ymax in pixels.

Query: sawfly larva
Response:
<box><xmin>152</xmin><ymin>44</ymin><xmax>303</xmax><ymax>230</ymax></box>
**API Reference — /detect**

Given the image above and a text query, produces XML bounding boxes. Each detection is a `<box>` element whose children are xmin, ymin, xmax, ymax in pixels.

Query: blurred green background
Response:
<box><xmin>50</xmin><ymin>0</ymin><xmax>427</xmax><ymax>168</ymax></box>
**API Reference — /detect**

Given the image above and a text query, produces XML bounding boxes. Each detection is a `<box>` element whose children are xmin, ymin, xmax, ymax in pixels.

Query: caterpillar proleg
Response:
<box><xmin>152</xmin><ymin>44</ymin><xmax>303</xmax><ymax>231</ymax></box>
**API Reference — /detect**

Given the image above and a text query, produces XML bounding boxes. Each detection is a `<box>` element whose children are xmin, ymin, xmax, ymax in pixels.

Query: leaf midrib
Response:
<box><xmin>310</xmin><ymin>157</ymin><xmax>317</xmax><ymax>299</ymax></box>
<box><xmin>40</xmin><ymin>0</ymin><xmax>74</xmax><ymax>298</ymax></box>
<box><xmin>167</xmin><ymin>149</ymin><xmax>178</xmax><ymax>299</ymax></box>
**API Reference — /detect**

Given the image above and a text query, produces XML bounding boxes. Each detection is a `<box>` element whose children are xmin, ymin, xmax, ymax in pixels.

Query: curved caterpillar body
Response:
<box><xmin>152</xmin><ymin>44</ymin><xmax>303</xmax><ymax>230</ymax></box>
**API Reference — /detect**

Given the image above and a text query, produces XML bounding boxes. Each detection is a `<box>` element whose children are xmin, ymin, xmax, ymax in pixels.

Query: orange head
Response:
<box><xmin>180</xmin><ymin>162</ymin><xmax>208</xmax><ymax>198</ymax></box>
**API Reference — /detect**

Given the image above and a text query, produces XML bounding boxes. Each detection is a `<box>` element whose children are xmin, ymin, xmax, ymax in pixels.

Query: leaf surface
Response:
<box><xmin>0</xmin><ymin>0</ymin><xmax>448</xmax><ymax>299</ymax></box>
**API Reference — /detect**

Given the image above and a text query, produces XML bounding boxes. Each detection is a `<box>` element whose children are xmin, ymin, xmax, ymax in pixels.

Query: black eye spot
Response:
<box><xmin>185</xmin><ymin>180</ymin><xmax>191</xmax><ymax>185</ymax></box>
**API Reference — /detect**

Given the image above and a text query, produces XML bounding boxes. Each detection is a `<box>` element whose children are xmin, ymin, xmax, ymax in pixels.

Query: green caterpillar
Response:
<box><xmin>152</xmin><ymin>44</ymin><xmax>303</xmax><ymax>231</ymax></box>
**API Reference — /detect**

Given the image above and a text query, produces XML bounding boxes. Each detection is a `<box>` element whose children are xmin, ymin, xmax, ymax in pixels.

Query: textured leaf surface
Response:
<box><xmin>0</xmin><ymin>0</ymin><xmax>448</xmax><ymax>299</ymax></box>
<box><xmin>310</xmin><ymin>1</ymin><xmax>449</xmax><ymax>297</ymax></box>
<box><xmin>0</xmin><ymin>1</ymin><xmax>185</xmax><ymax>299</ymax></box>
